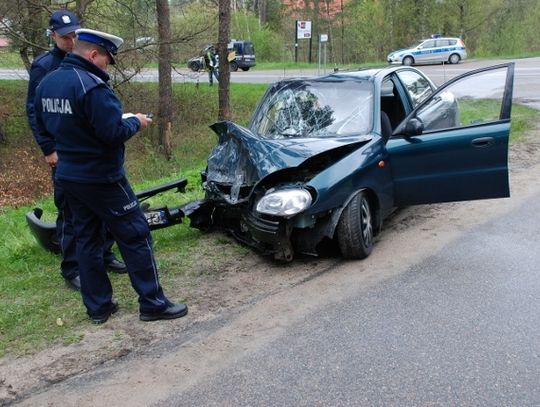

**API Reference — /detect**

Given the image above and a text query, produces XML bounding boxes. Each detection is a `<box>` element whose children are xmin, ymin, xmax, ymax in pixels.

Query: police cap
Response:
<box><xmin>75</xmin><ymin>28</ymin><xmax>124</xmax><ymax>65</ymax></box>
<box><xmin>49</xmin><ymin>10</ymin><xmax>81</xmax><ymax>36</ymax></box>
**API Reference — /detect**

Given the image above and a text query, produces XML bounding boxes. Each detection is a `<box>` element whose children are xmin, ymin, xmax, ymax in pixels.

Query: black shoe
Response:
<box><xmin>65</xmin><ymin>276</ymin><xmax>81</xmax><ymax>291</ymax></box>
<box><xmin>140</xmin><ymin>303</ymin><xmax>188</xmax><ymax>322</ymax></box>
<box><xmin>90</xmin><ymin>300</ymin><xmax>119</xmax><ymax>324</ymax></box>
<box><xmin>106</xmin><ymin>259</ymin><xmax>127</xmax><ymax>274</ymax></box>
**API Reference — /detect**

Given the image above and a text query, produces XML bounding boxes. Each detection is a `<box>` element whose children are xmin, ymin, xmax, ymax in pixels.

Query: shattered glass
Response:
<box><xmin>250</xmin><ymin>79</ymin><xmax>373</xmax><ymax>139</ymax></box>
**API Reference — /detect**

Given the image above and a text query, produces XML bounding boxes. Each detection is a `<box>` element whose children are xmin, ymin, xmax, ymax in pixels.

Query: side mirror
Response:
<box><xmin>404</xmin><ymin>118</ymin><xmax>424</xmax><ymax>137</ymax></box>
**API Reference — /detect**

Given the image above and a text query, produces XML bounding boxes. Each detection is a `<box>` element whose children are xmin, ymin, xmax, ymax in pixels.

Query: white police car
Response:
<box><xmin>387</xmin><ymin>36</ymin><xmax>467</xmax><ymax>66</ymax></box>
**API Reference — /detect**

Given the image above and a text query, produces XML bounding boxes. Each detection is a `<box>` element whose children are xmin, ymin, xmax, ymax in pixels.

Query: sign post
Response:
<box><xmin>295</xmin><ymin>20</ymin><xmax>312</xmax><ymax>63</ymax></box>
<box><xmin>318</xmin><ymin>33</ymin><xmax>328</xmax><ymax>74</ymax></box>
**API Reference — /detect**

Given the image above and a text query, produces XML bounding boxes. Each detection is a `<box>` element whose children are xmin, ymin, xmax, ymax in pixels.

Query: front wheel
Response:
<box><xmin>230</xmin><ymin>61</ymin><xmax>239</xmax><ymax>72</ymax></box>
<box><xmin>448</xmin><ymin>53</ymin><xmax>461</xmax><ymax>64</ymax></box>
<box><xmin>241</xmin><ymin>67</ymin><xmax>250</xmax><ymax>71</ymax></box>
<box><xmin>402</xmin><ymin>56</ymin><xmax>414</xmax><ymax>66</ymax></box>
<box><xmin>336</xmin><ymin>191</ymin><xmax>374</xmax><ymax>259</ymax></box>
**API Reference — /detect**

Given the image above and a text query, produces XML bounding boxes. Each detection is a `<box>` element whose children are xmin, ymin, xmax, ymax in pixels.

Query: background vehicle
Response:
<box><xmin>228</xmin><ymin>40</ymin><xmax>256</xmax><ymax>71</ymax></box>
<box><xmin>387</xmin><ymin>36</ymin><xmax>467</xmax><ymax>65</ymax></box>
<box><xmin>187</xmin><ymin>40</ymin><xmax>256</xmax><ymax>72</ymax></box>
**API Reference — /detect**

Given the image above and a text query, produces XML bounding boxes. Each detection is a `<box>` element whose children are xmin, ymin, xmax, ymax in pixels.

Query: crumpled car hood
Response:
<box><xmin>206</xmin><ymin>121</ymin><xmax>372</xmax><ymax>202</ymax></box>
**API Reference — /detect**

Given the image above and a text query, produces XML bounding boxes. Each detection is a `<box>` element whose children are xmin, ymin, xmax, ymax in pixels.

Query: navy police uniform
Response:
<box><xmin>27</xmin><ymin>46</ymin><xmax>78</xmax><ymax>282</ymax></box>
<box><xmin>26</xmin><ymin>11</ymin><xmax>122</xmax><ymax>285</ymax></box>
<box><xmin>34</xmin><ymin>51</ymin><xmax>172</xmax><ymax>318</ymax></box>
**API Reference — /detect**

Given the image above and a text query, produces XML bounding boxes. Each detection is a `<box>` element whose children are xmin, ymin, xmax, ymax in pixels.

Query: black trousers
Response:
<box><xmin>53</xmin><ymin>173</ymin><xmax>118</xmax><ymax>280</ymax></box>
<box><xmin>58</xmin><ymin>177</ymin><xmax>170</xmax><ymax>317</ymax></box>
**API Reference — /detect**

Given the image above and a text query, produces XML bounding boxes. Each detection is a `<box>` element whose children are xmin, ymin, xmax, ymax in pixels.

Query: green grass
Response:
<box><xmin>509</xmin><ymin>104</ymin><xmax>539</xmax><ymax>141</ymax></box>
<box><xmin>0</xmin><ymin>50</ymin><xmax>25</xmax><ymax>69</ymax></box>
<box><xmin>0</xmin><ymin>80</ymin><xmax>266</xmax><ymax>357</ymax></box>
<box><xmin>459</xmin><ymin>98</ymin><xmax>538</xmax><ymax>142</ymax></box>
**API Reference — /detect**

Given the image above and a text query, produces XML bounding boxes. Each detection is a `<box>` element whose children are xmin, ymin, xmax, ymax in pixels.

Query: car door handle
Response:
<box><xmin>471</xmin><ymin>137</ymin><xmax>495</xmax><ymax>148</ymax></box>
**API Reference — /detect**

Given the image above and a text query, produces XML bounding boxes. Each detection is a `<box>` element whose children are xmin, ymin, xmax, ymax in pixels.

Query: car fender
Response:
<box><xmin>322</xmin><ymin>188</ymin><xmax>382</xmax><ymax>241</ymax></box>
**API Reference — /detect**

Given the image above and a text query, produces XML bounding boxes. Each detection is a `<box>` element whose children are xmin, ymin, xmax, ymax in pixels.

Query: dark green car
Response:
<box><xmin>188</xmin><ymin>63</ymin><xmax>514</xmax><ymax>262</ymax></box>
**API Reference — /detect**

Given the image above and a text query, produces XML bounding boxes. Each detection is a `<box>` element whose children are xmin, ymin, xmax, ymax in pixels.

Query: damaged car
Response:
<box><xmin>27</xmin><ymin>63</ymin><xmax>514</xmax><ymax>263</ymax></box>
<box><xmin>187</xmin><ymin>63</ymin><xmax>514</xmax><ymax>261</ymax></box>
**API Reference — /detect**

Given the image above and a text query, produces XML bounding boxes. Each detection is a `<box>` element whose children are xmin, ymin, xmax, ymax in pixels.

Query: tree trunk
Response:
<box><xmin>218</xmin><ymin>0</ymin><xmax>231</xmax><ymax>121</ymax></box>
<box><xmin>259</xmin><ymin>0</ymin><xmax>267</xmax><ymax>25</ymax></box>
<box><xmin>156</xmin><ymin>0</ymin><xmax>173</xmax><ymax>160</ymax></box>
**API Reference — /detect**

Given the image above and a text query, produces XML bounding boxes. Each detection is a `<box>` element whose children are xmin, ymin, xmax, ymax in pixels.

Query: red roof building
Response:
<box><xmin>282</xmin><ymin>0</ymin><xmax>350</xmax><ymax>19</ymax></box>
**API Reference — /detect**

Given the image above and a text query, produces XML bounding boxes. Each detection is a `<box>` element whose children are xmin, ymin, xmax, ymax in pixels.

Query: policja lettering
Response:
<box><xmin>41</xmin><ymin>97</ymin><xmax>73</xmax><ymax>114</ymax></box>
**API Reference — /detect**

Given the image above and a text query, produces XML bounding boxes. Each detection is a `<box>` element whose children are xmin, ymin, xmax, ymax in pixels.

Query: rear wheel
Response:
<box><xmin>448</xmin><ymin>53</ymin><xmax>461</xmax><ymax>64</ymax></box>
<box><xmin>241</xmin><ymin>67</ymin><xmax>250</xmax><ymax>71</ymax></box>
<box><xmin>230</xmin><ymin>61</ymin><xmax>239</xmax><ymax>72</ymax></box>
<box><xmin>337</xmin><ymin>191</ymin><xmax>374</xmax><ymax>259</ymax></box>
<box><xmin>402</xmin><ymin>56</ymin><xmax>414</xmax><ymax>66</ymax></box>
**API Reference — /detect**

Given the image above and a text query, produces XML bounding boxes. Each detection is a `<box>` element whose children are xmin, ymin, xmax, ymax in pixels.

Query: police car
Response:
<box><xmin>387</xmin><ymin>36</ymin><xmax>467</xmax><ymax>66</ymax></box>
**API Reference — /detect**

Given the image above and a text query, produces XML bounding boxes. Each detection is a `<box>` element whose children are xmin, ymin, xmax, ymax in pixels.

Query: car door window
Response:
<box><xmin>420</xmin><ymin>40</ymin><xmax>435</xmax><ymax>49</ymax></box>
<box><xmin>415</xmin><ymin>66</ymin><xmax>510</xmax><ymax>132</ymax></box>
<box><xmin>396</xmin><ymin>70</ymin><xmax>433</xmax><ymax>108</ymax></box>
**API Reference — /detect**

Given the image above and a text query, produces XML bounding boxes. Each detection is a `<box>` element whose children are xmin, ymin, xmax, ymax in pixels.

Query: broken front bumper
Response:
<box><xmin>26</xmin><ymin>178</ymin><xmax>190</xmax><ymax>253</ymax></box>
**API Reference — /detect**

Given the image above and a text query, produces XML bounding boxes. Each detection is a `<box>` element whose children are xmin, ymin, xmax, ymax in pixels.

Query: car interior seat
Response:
<box><xmin>380</xmin><ymin>110</ymin><xmax>392</xmax><ymax>140</ymax></box>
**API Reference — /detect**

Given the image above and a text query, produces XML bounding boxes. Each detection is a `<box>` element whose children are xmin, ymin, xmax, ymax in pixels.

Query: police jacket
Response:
<box><xmin>26</xmin><ymin>45</ymin><xmax>66</xmax><ymax>156</ymax></box>
<box><xmin>34</xmin><ymin>53</ymin><xmax>141</xmax><ymax>183</ymax></box>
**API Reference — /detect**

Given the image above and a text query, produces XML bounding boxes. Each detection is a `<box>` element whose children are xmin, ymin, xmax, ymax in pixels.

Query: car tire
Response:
<box><xmin>337</xmin><ymin>191</ymin><xmax>374</xmax><ymax>259</ymax></box>
<box><xmin>448</xmin><ymin>53</ymin><xmax>461</xmax><ymax>64</ymax></box>
<box><xmin>188</xmin><ymin>61</ymin><xmax>201</xmax><ymax>72</ymax></box>
<box><xmin>241</xmin><ymin>67</ymin><xmax>250</xmax><ymax>71</ymax></box>
<box><xmin>402</xmin><ymin>56</ymin><xmax>414</xmax><ymax>66</ymax></box>
<box><xmin>230</xmin><ymin>61</ymin><xmax>239</xmax><ymax>72</ymax></box>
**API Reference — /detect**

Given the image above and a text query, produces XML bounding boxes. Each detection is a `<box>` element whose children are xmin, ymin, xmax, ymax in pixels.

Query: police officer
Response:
<box><xmin>203</xmin><ymin>44</ymin><xmax>219</xmax><ymax>86</ymax></box>
<box><xmin>34</xmin><ymin>28</ymin><xmax>188</xmax><ymax>324</ymax></box>
<box><xmin>26</xmin><ymin>10</ymin><xmax>127</xmax><ymax>291</ymax></box>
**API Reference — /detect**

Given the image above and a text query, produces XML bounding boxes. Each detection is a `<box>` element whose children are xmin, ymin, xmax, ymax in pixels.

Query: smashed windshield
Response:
<box><xmin>250</xmin><ymin>79</ymin><xmax>373</xmax><ymax>139</ymax></box>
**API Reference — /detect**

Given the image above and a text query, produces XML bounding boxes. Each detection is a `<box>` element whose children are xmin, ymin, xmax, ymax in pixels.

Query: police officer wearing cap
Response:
<box><xmin>26</xmin><ymin>10</ymin><xmax>127</xmax><ymax>292</ymax></box>
<box><xmin>34</xmin><ymin>28</ymin><xmax>188</xmax><ymax>323</ymax></box>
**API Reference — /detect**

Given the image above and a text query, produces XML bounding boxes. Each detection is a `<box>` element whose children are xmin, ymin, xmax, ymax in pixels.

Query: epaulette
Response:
<box><xmin>72</xmin><ymin>68</ymin><xmax>107</xmax><ymax>94</ymax></box>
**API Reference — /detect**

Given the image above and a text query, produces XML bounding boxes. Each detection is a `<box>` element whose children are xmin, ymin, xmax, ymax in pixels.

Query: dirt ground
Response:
<box><xmin>1</xmin><ymin>125</ymin><xmax>539</xmax><ymax>406</ymax></box>
<box><xmin>0</xmin><ymin>144</ymin><xmax>52</xmax><ymax>208</ymax></box>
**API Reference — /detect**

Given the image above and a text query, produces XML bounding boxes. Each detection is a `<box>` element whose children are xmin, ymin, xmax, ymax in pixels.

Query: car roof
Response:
<box><xmin>421</xmin><ymin>37</ymin><xmax>460</xmax><ymax>41</ymax></box>
<box><xmin>275</xmin><ymin>65</ymin><xmax>416</xmax><ymax>84</ymax></box>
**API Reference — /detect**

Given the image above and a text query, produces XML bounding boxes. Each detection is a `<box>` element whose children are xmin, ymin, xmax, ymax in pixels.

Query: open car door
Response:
<box><xmin>387</xmin><ymin>63</ymin><xmax>514</xmax><ymax>206</ymax></box>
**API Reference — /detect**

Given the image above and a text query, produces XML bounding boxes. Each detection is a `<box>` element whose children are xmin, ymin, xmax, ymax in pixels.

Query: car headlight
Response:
<box><xmin>256</xmin><ymin>188</ymin><xmax>312</xmax><ymax>217</ymax></box>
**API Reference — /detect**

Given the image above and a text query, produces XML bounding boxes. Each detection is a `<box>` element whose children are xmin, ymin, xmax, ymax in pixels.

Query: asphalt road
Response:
<box><xmin>2</xmin><ymin>57</ymin><xmax>540</xmax><ymax>109</ymax></box>
<box><xmin>158</xmin><ymin>191</ymin><xmax>540</xmax><ymax>406</ymax></box>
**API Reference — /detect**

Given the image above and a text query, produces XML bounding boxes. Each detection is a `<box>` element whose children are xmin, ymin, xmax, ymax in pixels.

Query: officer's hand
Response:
<box><xmin>45</xmin><ymin>151</ymin><xmax>58</xmax><ymax>168</ymax></box>
<box><xmin>135</xmin><ymin>113</ymin><xmax>153</xmax><ymax>131</ymax></box>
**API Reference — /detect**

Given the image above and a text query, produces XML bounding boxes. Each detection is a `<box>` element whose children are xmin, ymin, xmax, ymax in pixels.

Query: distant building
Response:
<box><xmin>282</xmin><ymin>0</ymin><xmax>350</xmax><ymax>19</ymax></box>
<box><xmin>0</xmin><ymin>36</ymin><xmax>10</xmax><ymax>48</ymax></box>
